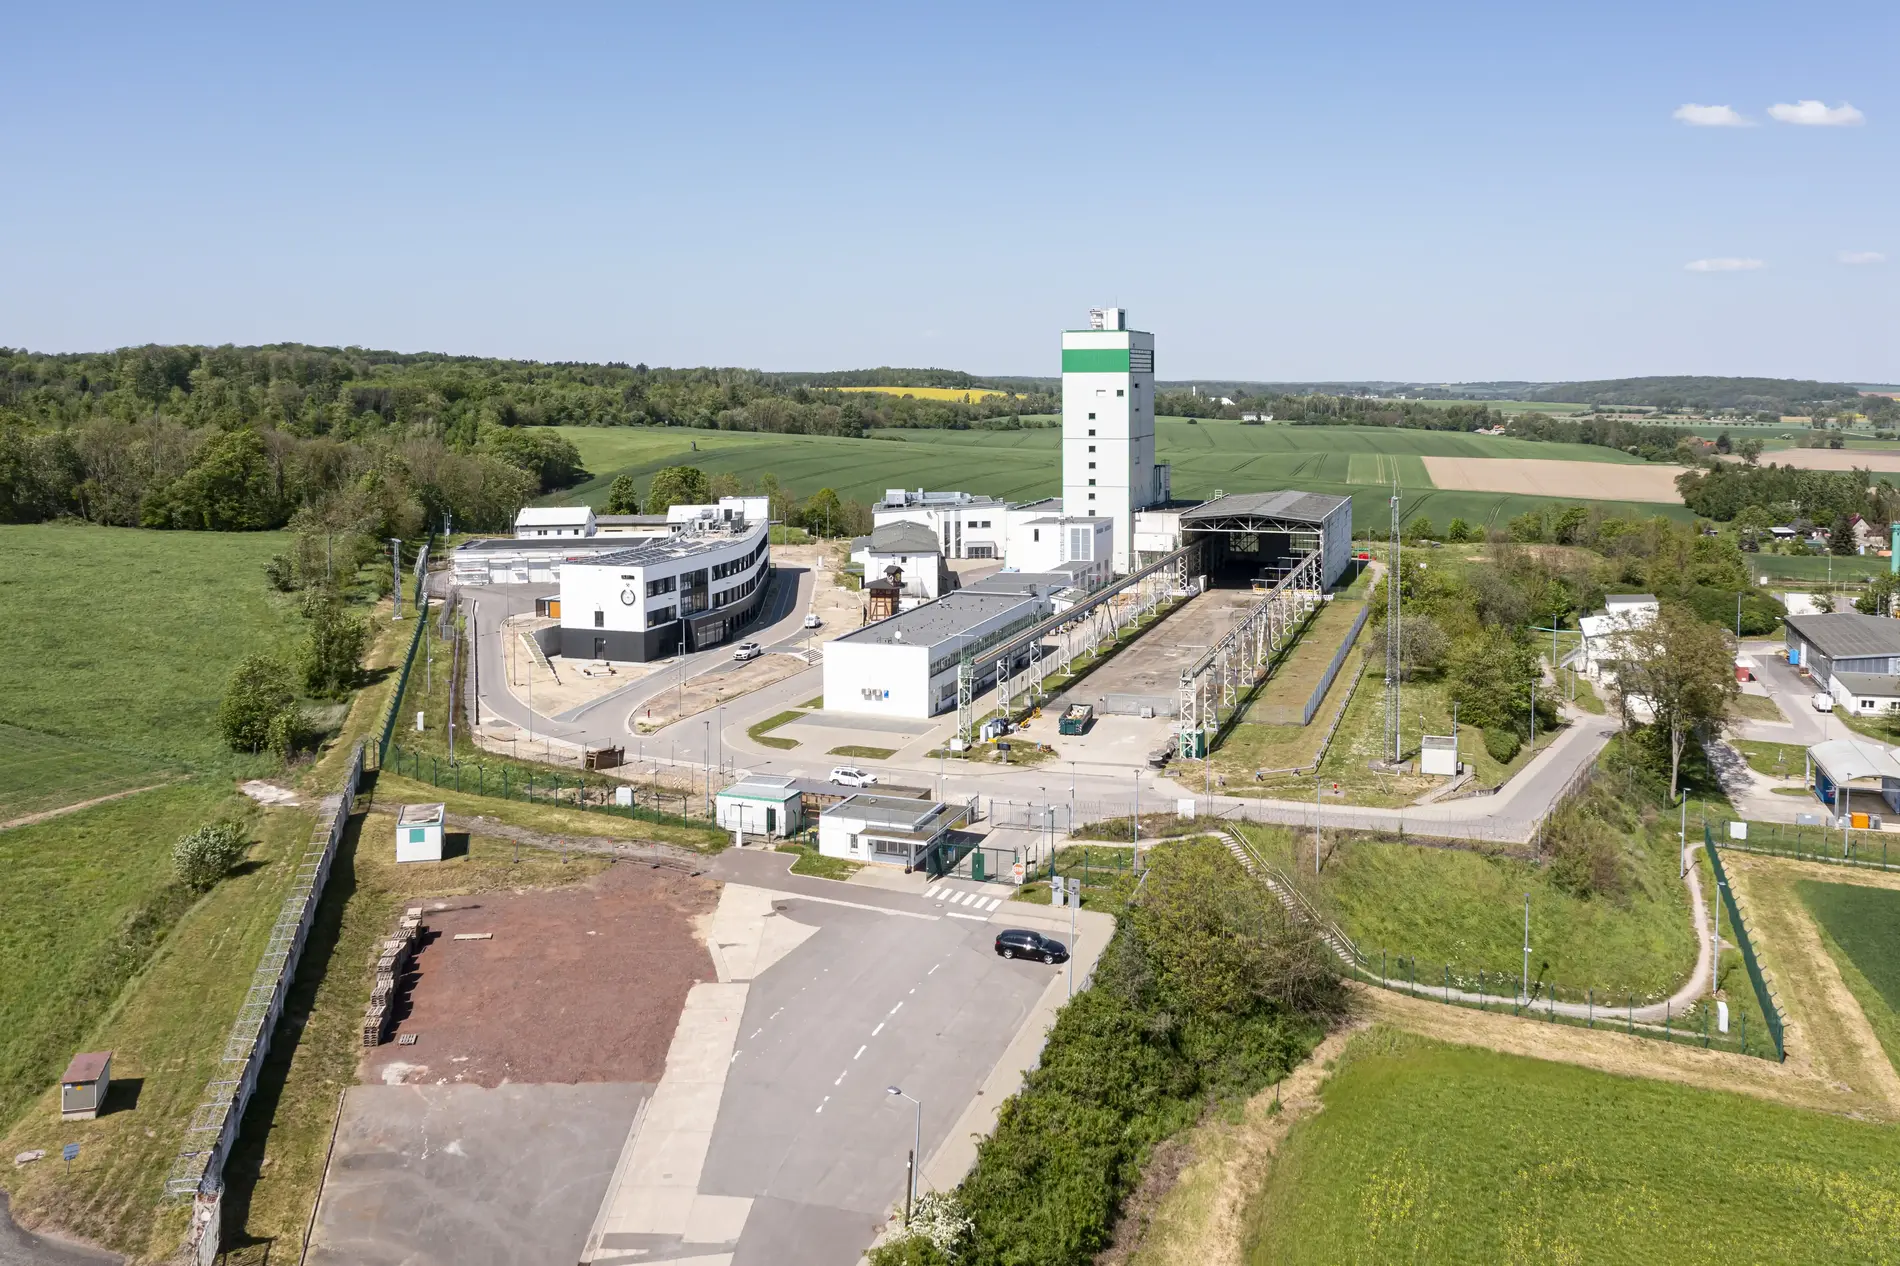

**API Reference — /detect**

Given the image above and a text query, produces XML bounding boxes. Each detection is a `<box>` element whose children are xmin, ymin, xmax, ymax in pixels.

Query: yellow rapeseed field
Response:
<box><xmin>832</xmin><ymin>385</ymin><xmax>1015</xmax><ymax>403</ymax></box>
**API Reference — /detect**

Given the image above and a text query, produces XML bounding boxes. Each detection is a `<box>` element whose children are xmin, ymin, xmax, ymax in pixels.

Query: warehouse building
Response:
<box><xmin>1786</xmin><ymin>612</ymin><xmax>1900</xmax><ymax>689</ymax></box>
<box><xmin>454</xmin><ymin>497</ymin><xmax>765</xmax><ymax>587</ymax></box>
<box><xmin>874</xmin><ymin>489</ymin><xmax>1008</xmax><ymax>559</ymax></box>
<box><xmin>1137</xmin><ymin>490</ymin><xmax>1353</xmax><ymax>588</ymax></box>
<box><xmin>823</xmin><ymin>588</ymin><xmax>1052</xmax><ymax>718</ymax></box>
<box><xmin>555</xmin><ymin>518</ymin><xmax>770</xmax><ymax>661</ymax></box>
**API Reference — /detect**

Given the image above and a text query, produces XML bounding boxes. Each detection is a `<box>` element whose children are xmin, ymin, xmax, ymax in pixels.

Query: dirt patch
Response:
<box><xmin>363</xmin><ymin>863</ymin><xmax>717</xmax><ymax>1088</ymax></box>
<box><xmin>1742</xmin><ymin>447</ymin><xmax>1900</xmax><ymax>473</ymax></box>
<box><xmin>1421</xmin><ymin>456</ymin><xmax>1687</xmax><ymax>503</ymax></box>
<box><xmin>0</xmin><ymin>783</ymin><xmax>168</xmax><ymax>832</ymax></box>
<box><xmin>1113</xmin><ymin>1024</ymin><xmax>1364</xmax><ymax>1266</ymax></box>
<box><xmin>634</xmin><ymin>654</ymin><xmax>809</xmax><ymax>732</ymax></box>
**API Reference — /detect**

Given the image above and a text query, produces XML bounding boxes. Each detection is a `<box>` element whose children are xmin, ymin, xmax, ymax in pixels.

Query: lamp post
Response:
<box><xmin>886</xmin><ymin>1087</ymin><xmax>921</xmax><ymax>1225</ymax></box>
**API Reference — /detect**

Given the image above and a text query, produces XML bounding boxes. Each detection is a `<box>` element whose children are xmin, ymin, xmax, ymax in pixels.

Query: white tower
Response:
<box><xmin>1061</xmin><ymin>307</ymin><xmax>1162</xmax><ymax>573</ymax></box>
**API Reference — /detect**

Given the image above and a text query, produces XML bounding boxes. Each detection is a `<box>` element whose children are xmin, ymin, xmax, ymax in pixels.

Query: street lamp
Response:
<box><xmin>887</xmin><ymin>1086</ymin><xmax>921</xmax><ymax>1225</ymax></box>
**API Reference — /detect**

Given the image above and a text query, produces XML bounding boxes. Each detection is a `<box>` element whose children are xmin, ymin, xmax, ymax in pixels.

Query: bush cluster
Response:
<box><xmin>173</xmin><ymin>821</ymin><xmax>250</xmax><ymax>890</ymax></box>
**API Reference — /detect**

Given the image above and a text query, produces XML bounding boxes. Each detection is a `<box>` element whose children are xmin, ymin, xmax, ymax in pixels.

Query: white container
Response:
<box><xmin>396</xmin><ymin>803</ymin><xmax>446</xmax><ymax>862</ymax></box>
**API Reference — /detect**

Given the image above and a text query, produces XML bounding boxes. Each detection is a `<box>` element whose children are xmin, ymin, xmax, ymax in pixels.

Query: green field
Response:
<box><xmin>0</xmin><ymin>524</ymin><xmax>305</xmax><ymax>817</ymax></box>
<box><xmin>1239</xmin><ymin>822</ymin><xmax>1697</xmax><ymax>1000</ymax></box>
<box><xmin>1245</xmin><ymin>1029</ymin><xmax>1900</xmax><ymax>1264</ymax></box>
<box><xmin>1797</xmin><ymin>880</ymin><xmax>1900</xmax><ymax>1073</ymax></box>
<box><xmin>551</xmin><ymin>421</ymin><xmax>1692</xmax><ymax>535</ymax></box>
<box><xmin>1748</xmin><ymin>553</ymin><xmax>1891</xmax><ymax>583</ymax></box>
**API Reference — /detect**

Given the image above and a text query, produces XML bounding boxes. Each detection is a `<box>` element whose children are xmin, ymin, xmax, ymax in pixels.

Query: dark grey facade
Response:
<box><xmin>558</xmin><ymin>566</ymin><xmax>772</xmax><ymax>664</ymax></box>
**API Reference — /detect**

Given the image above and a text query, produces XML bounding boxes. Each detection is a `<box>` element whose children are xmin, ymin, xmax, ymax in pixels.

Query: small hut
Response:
<box><xmin>396</xmin><ymin>803</ymin><xmax>446</xmax><ymax>862</ymax></box>
<box><xmin>60</xmin><ymin>1051</ymin><xmax>112</xmax><ymax>1120</ymax></box>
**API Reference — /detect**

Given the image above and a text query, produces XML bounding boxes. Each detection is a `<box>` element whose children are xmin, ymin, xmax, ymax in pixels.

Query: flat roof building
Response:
<box><xmin>817</xmin><ymin>793</ymin><xmax>961</xmax><ymax>867</ymax></box>
<box><xmin>1786</xmin><ymin>612</ymin><xmax>1900</xmax><ymax>687</ymax></box>
<box><xmin>557</xmin><ymin>520</ymin><xmax>770</xmax><ymax>661</ymax></box>
<box><xmin>823</xmin><ymin>589</ymin><xmax>1051</xmax><ymax>718</ymax></box>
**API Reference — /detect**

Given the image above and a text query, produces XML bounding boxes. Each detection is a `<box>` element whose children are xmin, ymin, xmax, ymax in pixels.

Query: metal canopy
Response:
<box><xmin>1179</xmin><ymin>491</ymin><xmax>1349</xmax><ymax>531</ymax></box>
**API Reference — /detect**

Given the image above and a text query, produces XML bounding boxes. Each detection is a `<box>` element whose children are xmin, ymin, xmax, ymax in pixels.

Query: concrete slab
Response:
<box><xmin>306</xmin><ymin>1082</ymin><xmax>646</xmax><ymax>1266</ymax></box>
<box><xmin>781</xmin><ymin>713</ymin><xmax>937</xmax><ymax>737</ymax></box>
<box><xmin>1074</xmin><ymin>587</ymin><xmax>1260</xmax><ymax>701</ymax></box>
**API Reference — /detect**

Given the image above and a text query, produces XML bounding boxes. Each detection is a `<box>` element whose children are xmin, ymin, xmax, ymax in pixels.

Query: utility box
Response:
<box><xmin>1420</xmin><ymin>735</ymin><xmax>1459</xmax><ymax>777</ymax></box>
<box><xmin>396</xmin><ymin>803</ymin><xmax>446</xmax><ymax>862</ymax></box>
<box><xmin>60</xmin><ymin>1051</ymin><xmax>111</xmax><ymax>1121</ymax></box>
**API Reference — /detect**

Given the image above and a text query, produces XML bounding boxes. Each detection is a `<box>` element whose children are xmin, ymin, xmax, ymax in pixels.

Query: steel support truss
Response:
<box><xmin>1178</xmin><ymin>549</ymin><xmax>1324</xmax><ymax>759</ymax></box>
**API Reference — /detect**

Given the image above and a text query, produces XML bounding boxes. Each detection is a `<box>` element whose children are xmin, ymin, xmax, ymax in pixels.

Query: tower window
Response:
<box><xmin>1088</xmin><ymin>479</ymin><xmax>1096</xmax><ymax>486</ymax></box>
<box><xmin>1088</xmin><ymin>462</ymin><xmax>1096</xmax><ymax>469</ymax></box>
<box><xmin>1088</xmin><ymin>445</ymin><xmax>1095</xmax><ymax>452</ymax></box>
<box><xmin>1087</xmin><ymin>413</ymin><xmax>1096</xmax><ymax>420</ymax></box>
<box><xmin>1088</xmin><ymin>429</ymin><xmax>1096</xmax><ymax>437</ymax></box>
<box><xmin>1116</xmin><ymin>389</ymin><xmax>1124</xmax><ymax>397</ymax></box>
<box><xmin>1088</xmin><ymin>492</ymin><xmax>1096</xmax><ymax>501</ymax></box>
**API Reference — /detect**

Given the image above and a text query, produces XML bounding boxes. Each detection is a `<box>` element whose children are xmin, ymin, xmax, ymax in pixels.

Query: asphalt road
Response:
<box><xmin>700</xmin><ymin>853</ymin><xmax>1051</xmax><ymax>1266</ymax></box>
<box><xmin>0</xmin><ymin>1196</ymin><xmax>118</xmax><ymax>1266</ymax></box>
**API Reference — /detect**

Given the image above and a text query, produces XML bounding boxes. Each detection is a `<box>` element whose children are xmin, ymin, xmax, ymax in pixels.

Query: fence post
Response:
<box><xmin>1444</xmin><ymin>965</ymin><xmax>1449</xmax><ymax>1003</ymax></box>
<box><xmin>1588</xmin><ymin>989</ymin><xmax>1593</xmax><ymax>1028</ymax></box>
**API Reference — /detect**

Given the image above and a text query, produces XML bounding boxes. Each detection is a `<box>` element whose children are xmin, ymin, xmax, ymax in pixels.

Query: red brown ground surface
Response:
<box><xmin>363</xmin><ymin>863</ymin><xmax>716</xmax><ymax>1088</ymax></box>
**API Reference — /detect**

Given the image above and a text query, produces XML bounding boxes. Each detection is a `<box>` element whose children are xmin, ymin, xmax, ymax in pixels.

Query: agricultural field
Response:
<box><xmin>1797</xmin><ymin>879</ymin><xmax>1900</xmax><ymax>1073</ymax></box>
<box><xmin>831</xmin><ymin>385</ymin><xmax>1017</xmax><ymax>402</ymax></box>
<box><xmin>0</xmin><ymin>524</ymin><xmax>305</xmax><ymax>819</ymax></box>
<box><xmin>1243</xmin><ymin>1028</ymin><xmax>1900</xmax><ymax>1265</ymax></box>
<box><xmin>552</xmin><ymin>421</ymin><xmax>1696</xmax><ymax>535</ymax></box>
<box><xmin>1422</xmin><ymin>455</ymin><xmax>1687</xmax><ymax>503</ymax></box>
<box><xmin>1238</xmin><ymin>823</ymin><xmax>1697</xmax><ymax>1001</ymax></box>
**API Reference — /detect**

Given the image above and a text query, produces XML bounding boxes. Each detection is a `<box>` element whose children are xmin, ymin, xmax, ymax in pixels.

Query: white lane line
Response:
<box><xmin>816</xmin><ymin>1097</ymin><xmax>828</xmax><ymax>1114</ymax></box>
<box><xmin>947</xmin><ymin>911</ymin><xmax>989</xmax><ymax>921</ymax></box>
<box><xmin>909</xmin><ymin>987</ymin><xmax>916</xmax><ymax>995</ymax></box>
<box><xmin>983</xmin><ymin>898</ymin><xmax>1002</xmax><ymax>911</ymax></box>
<box><xmin>928</xmin><ymin>964</ymin><xmax>940</xmax><ymax>975</ymax></box>
<box><xmin>750</xmin><ymin>1029</ymin><xmax>762</xmax><ymax>1038</ymax></box>
<box><xmin>872</xmin><ymin>1022</ymin><xmax>884</xmax><ymax>1036</ymax></box>
<box><xmin>835</xmin><ymin>1071</ymin><xmax>846</xmax><ymax>1086</ymax></box>
<box><xmin>854</xmin><ymin>1044</ymin><xmax>867</xmax><ymax>1060</ymax></box>
<box><xmin>959</xmin><ymin>891</ymin><xmax>980</xmax><ymax>906</ymax></box>
<box><xmin>889</xmin><ymin>1001</ymin><xmax>903</xmax><ymax>1016</ymax></box>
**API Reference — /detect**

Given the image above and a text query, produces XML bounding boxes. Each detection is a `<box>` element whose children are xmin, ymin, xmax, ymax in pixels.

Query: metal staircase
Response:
<box><xmin>1222</xmin><ymin>829</ymin><xmax>1366</xmax><ymax>972</ymax></box>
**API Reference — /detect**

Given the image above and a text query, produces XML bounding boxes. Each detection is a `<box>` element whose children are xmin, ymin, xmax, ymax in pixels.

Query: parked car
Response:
<box><xmin>804</xmin><ymin>612</ymin><xmax>823</xmax><ymax>629</ymax></box>
<box><xmin>829</xmin><ymin>766</ymin><xmax>877</xmax><ymax>788</ymax></box>
<box><xmin>1812</xmin><ymin>692</ymin><xmax>1835</xmax><ymax>712</ymax></box>
<box><xmin>994</xmin><ymin>929</ymin><xmax>1068</xmax><ymax>963</ymax></box>
<box><xmin>733</xmin><ymin>641</ymin><xmax>763</xmax><ymax>662</ymax></box>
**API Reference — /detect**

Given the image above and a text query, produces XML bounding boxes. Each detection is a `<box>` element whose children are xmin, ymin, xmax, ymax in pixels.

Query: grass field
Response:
<box><xmin>1732</xmin><ymin>738</ymin><xmax>1805</xmax><ymax>779</ymax></box>
<box><xmin>0</xmin><ymin>785</ymin><xmax>314</xmax><ymax>1257</ymax></box>
<box><xmin>550</xmin><ymin>422</ymin><xmax>1696</xmax><ymax>535</ymax></box>
<box><xmin>1797</xmin><ymin>879</ymin><xmax>1900</xmax><ymax>1073</ymax></box>
<box><xmin>1749</xmin><ymin>552</ymin><xmax>1890</xmax><ymax>583</ymax></box>
<box><xmin>1240</xmin><ymin>822</ymin><xmax>1697</xmax><ymax>1000</ymax></box>
<box><xmin>0</xmin><ymin>524</ymin><xmax>305</xmax><ymax>817</ymax></box>
<box><xmin>1244</xmin><ymin>1028</ymin><xmax>1900</xmax><ymax>1264</ymax></box>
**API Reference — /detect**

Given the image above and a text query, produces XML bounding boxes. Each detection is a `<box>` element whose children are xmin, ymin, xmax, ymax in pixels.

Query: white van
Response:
<box><xmin>1812</xmin><ymin>692</ymin><xmax>1835</xmax><ymax>713</ymax></box>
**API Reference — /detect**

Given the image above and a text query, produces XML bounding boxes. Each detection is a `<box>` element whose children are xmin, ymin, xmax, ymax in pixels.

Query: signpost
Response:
<box><xmin>62</xmin><ymin>1142</ymin><xmax>78</xmax><ymax>1176</ymax></box>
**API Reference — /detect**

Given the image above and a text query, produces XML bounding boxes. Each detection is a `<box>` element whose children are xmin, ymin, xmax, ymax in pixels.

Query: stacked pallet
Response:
<box><xmin>362</xmin><ymin>907</ymin><xmax>425</xmax><ymax>1047</ymax></box>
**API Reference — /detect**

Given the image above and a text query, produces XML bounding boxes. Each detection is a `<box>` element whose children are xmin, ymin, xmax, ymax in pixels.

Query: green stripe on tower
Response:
<box><xmin>1061</xmin><ymin>348</ymin><xmax>1131</xmax><ymax>373</ymax></box>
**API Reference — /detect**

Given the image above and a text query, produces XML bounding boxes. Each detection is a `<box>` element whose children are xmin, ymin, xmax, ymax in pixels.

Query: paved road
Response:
<box><xmin>0</xmin><ymin>1196</ymin><xmax>117</xmax><ymax>1266</ymax></box>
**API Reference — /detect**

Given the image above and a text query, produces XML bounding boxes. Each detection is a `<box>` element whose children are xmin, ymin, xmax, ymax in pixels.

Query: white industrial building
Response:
<box><xmin>454</xmin><ymin>497</ymin><xmax>767</xmax><ymax>587</ymax></box>
<box><xmin>817</xmin><ymin>793</ymin><xmax>960</xmax><ymax>866</ymax></box>
<box><xmin>1063</xmin><ymin>307</ymin><xmax>1169</xmax><ymax>573</ymax></box>
<box><xmin>822</xmin><ymin>589</ymin><xmax>1051</xmax><ymax>718</ymax></box>
<box><xmin>850</xmin><ymin>522</ymin><xmax>947</xmax><ymax>599</ymax></box>
<box><xmin>715</xmin><ymin>777</ymin><xmax>804</xmax><ymax>838</ymax></box>
<box><xmin>873</xmin><ymin>489</ymin><xmax>1007</xmax><ymax>560</ymax></box>
<box><xmin>515</xmin><ymin>506</ymin><xmax>596</xmax><ymax>538</ymax></box>
<box><xmin>555</xmin><ymin>518</ymin><xmax>770</xmax><ymax>661</ymax></box>
<box><xmin>1003</xmin><ymin>507</ymin><xmax>1114</xmax><ymax>582</ymax></box>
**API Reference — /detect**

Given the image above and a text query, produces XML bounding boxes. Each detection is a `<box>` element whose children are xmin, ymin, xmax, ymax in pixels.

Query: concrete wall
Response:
<box><xmin>824</xmin><ymin>640</ymin><xmax>933</xmax><ymax>717</ymax></box>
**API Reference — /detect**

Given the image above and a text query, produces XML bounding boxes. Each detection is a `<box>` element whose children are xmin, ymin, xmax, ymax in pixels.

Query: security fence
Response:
<box><xmin>382</xmin><ymin>742</ymin><xmax>716</xmax><ymax>829</ymax></box>
<box><xmin>1706</xmin><ymin>826</ymin><xmax>1789</xmax><ymax>1060</ymax></box>
<box><xmin>1708</xmin><ymin>816</ymin><xmax>1900</xmax><ymax>874</ymax></box>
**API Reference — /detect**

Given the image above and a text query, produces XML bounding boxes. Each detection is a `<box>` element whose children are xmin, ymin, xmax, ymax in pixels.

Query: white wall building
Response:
<box><xmin>823</xmin><ymin>589</ymin><xmax>1052</xmax><ymax>718</ymax></box>
<box><xmin>1577</xmin><ymin>595</ymin><xmax>1659</xmax><ymax>679</ymax></box>
<box><xmin>1062</xmin><ymin>307</ymin><xmax>1168</xmax><ymax>572</ymax></box>
<box><xmin>515</xmin><ymin>506</ymin><xmax>597</xmax><ymax>539</ymax></box>
<box><xmin>556</xmin><ymin>519</ymin><xmax>770</xmax><ymax>661</ymax></box>
<box><xmin>817</xmin><ymin>793</ymin><xmax>958</xmax><ymax>866</ymax></box>
<box><xmin>1002</xmin><ymin>511</ymin><xmax>1114</xmax><ymax>582</ymax></box>
<box><xmin>850</xmin><ymin>522</ymin><xmax>947</xmax><ymax>599</ymax></box>
<box><xmin>715</xmin><ymin>777</ymin><xmax>804</xmax><ymax>838</ymax></box>
<box><xmin>873</xmin><ymin>489</ymin><xmax>1007</xmax><ymax>560</ymax></box>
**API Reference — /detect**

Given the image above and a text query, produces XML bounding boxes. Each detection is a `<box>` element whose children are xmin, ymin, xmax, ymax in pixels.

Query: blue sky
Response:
<box><xmin>3</xmin><ymin>2</ymin><xmax>1893</xmax><ymax>382</ymax></box>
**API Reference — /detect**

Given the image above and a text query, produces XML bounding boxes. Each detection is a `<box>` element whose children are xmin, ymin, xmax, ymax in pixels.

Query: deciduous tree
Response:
<box><xmin>1613</xmin><ymin>603</ymin><xmax>1738</xmax><ymax>801</ymax></box>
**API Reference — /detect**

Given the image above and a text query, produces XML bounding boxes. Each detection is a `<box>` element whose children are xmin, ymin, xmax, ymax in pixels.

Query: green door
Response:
<box><xmin>766</xmin><ymin>806</ymin><xmax>777</xmax><ymax>834</ymax></box>
<box><xmin>972</xmin><ymin>851</ymin><xmax>986</xmax><ymax>882</ymax></box>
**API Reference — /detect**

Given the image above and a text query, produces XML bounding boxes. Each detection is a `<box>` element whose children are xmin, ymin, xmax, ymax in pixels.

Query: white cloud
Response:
<box><xmin>1767</xmin><ymin>100</ymin><xmax>1865</xmax><ymax>126</ymax></box>
<box><xmin>1839</xmin><ymin>251</ymin><xmax>1888</xmax><ymax>265</ymax></box>
<box><xmin>1685</xmin><ymin>258</ymin><xmax>1765</xmax><ymax>272</ymax></box>
<box><xmin>1673</xmin><ymin>103</ymin><xmax>1752</xmax><ymax>127</ymax></box>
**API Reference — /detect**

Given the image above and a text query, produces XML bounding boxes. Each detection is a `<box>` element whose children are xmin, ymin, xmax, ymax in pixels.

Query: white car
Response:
<box><xmin>804</xmin><ymin>612</ymin><xmax>823</xmax><ymax>629</ymax></box>
<box><xmin>733</xmin><ymin>641</ymin><xmax>763</xmax><ymax>662</ymax></box>
<box><xmin>829</xmin><ymin>766</ymin><xmax>877</xmax><ymax>788</ymax></box>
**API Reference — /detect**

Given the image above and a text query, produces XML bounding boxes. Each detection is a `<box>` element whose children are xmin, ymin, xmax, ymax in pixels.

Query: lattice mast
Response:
<box><xmin>1383</xmin><ymin>481</ymin><xmax>1402</xmax><ymax>763</ymax></box>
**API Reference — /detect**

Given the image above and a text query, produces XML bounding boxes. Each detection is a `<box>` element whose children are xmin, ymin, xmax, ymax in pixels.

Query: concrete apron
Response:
<box><xmin>580</xmin><ymin>885</ymin><xmax>817</xmax><ymax>1266</ymax></box>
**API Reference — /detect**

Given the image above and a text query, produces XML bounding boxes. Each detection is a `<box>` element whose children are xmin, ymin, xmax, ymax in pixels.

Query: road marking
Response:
<box><xmin>816</xmin><ymin>1097</ymin><xmax>828</xmax><ymax>1114</ymax></box>
<box><xmin>947</xmin><ymin>911</ymin><xmax>989</xmax><ymax>921</ymax></box>
<box><xmin>835</xmin><ymin>1071</ymin><xmax>846</xmax><ymax>1085</ymax></box>
<box><xmin>928</xmin><ymin>964</ymin><xmax>940</xmax><ymax>975</ymax></box>
<box><xmin>872</xmin><ymin>1022</ymin><xmax>884</xmax><ymax>1036</ymax></box>
<box><xmin>766</xmin><ymin>890</ymin><xmax>939</xmax><ymax>921</ymax></box>
<box><xmin>854</xmin><ymin>1044</ymin><xmax>866</xmax><ymax>1059</ymax></box>
<box><xmin>960</xmin><ymin>891</ymin><xmax>980</xmax><ymax>906</ymax></box>
<box><xmin>749</xmin><ymin>1029</ymin><xmax>762</xmax><ymax>1039</ymax></box>
<box><xmin>932</xmin><ymin>888</ymin><xmax>953</xmax><ymax>902</ymax></box>
<box><xmin>889</xmin><ymin>1001</ymin><xmax>903</xmax><ymax>1016</ymax></box>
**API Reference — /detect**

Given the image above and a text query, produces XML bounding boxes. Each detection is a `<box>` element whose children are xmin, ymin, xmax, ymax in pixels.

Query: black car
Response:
<box><xmin>994</xmin><ymin>929</ymin><xmax>1068</xmax><ymax>963</ymax></box>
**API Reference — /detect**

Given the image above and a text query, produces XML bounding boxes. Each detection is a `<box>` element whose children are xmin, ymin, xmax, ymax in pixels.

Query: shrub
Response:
<box><xmin>868</xmin><ymin>1193</ymin><xmax>971</xmax><ymax>1265</ymax></box>
<box><xmin>219</xmin><ymin>655</ymin><xmax>297</xmax><ymax>753</ymax></box>
<box><xmin>301</xmin><ymin>596</ymin><xmax>369</xmax><ymax>697</ymax></box>
<box><xmin>1484</xmin><ymin>726</ymin><xmax>1521</xmax><ymax>764</ymax></box>
<box><xmin>265</xmin><ymin>704</ymin><xmax>308</xmax><ymax>759</ymax></box>
<box><xmin>173</xmin><ymin>822</ymin><xmax>250</xmax><ymax>890</ymax></box>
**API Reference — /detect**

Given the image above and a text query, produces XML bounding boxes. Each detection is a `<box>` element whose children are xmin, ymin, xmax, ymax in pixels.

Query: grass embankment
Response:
<box><xmin>0</xmin><ymin>524</ymin><xmax>305</xmax><ymax>817</ymax></box>
<box><xmin>214</xmin><ymin>785</ymin><xmax>612</xmax><ymax>1262</ymax></box>
<box><xmin>0</xmin><ymin>788</ymin><xmax>314</xmax><ymax>1258</ymax></box>
<box><xmin>829</xmin><ymin>744</ymin><xmax>897</xmax><ymax>760</ymax></box>
<box><xmin>1244</xmin><ymin>1028</ymin><xmax>1900</xmax><ymax>1264</ymax></box>
<box><xmin>1732</xmin><ymin>738</ymin><xmax>1806</xmax><ymax>780</ymax></box>
<box><xmin>375</xmin><ymin>772</ymin><xmax>728</xmax><ymax>853</ymax></box>
<box><xmin>1729</xmin><ymin>693</ymin><xmax>1788</xmax><ymax>723</ymax></box>
<box><xmin>749</xmin><ymin>709</ymin><xmax>804</xmax><ymax>749</ymax></box>
<box><xmin>775</xmin><ymin>843</ymin><xmax>861</xmax><ymax>880</ymax></box>
<box><xmin>1797</xmin><ymin>880</ymin><xmax>1900</xmax><ymax>1074</ymax></box>
<box><xmin>1233</xmin><ymin>598</ymin><xmax>1367</xmax><ymax>727</ymax></box>
<box><xmin>1240</xmin><ymin>818</ymin><xmax>1698</xmax><ymax>1002</ymax></box>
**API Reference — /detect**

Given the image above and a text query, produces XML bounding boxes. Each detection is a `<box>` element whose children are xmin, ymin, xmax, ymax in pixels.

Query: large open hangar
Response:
<box><xmin>1173</xmin><ymin>491</ymin><xmax>1353</xmax><ymax>589</ymax></box>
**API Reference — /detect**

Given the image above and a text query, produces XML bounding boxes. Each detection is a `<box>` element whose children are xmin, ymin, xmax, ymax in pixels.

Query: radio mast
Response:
<box><xmin>1383</xmin><ymin>482</ymin><xmax>1402</xmax><ymax>764</ymax></box>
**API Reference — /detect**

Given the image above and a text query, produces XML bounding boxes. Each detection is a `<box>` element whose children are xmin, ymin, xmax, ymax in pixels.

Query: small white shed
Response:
<box><xmin>396</xmin><ymin>803</ymin><xmax>446</xmax><ymax>862</ymax></box>
<box><xmin>60</xmin><ymin>1051</ymin><xmax>111</xmax><ymax>1121</ymax></box>
<box><xmin>1420</xmin><ymin>735</ymin><xmax>1460</xmax><ymax>777</ymax></box>
<box><xmin>716</xmin><ymin>778</ymin><xmax>803</xmax><ymax>838</ymax></box>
